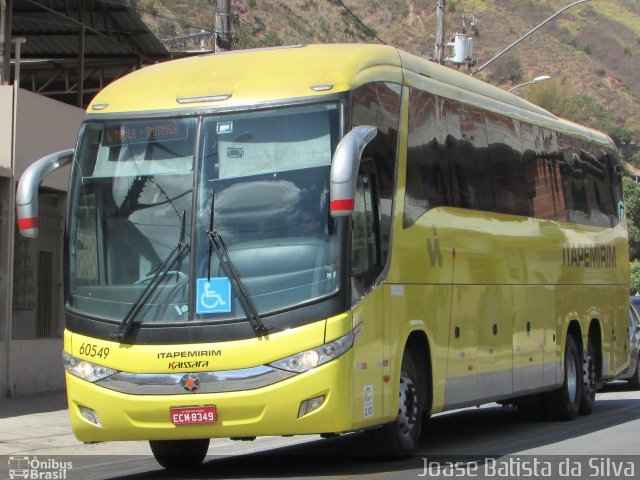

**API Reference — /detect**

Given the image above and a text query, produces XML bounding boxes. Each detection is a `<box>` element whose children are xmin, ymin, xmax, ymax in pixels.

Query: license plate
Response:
<box><xmin>170</xmin><ymin>405</ymin><xmax>217</xmax><ymax>425</ymax></box>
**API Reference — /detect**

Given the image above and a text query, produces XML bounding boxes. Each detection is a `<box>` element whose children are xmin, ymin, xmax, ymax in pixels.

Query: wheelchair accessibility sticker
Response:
<box><xmin>196</xmin><ymin>277</ymin><xmax>231</xmax><ymax>314</ymax></box>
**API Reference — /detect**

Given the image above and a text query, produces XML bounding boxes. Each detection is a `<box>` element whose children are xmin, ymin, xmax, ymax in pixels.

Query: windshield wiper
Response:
<box><xmin>206</xmin><ymin>190</ymin><xmax>269</xmax><ymax>337</ymax></box>
<box><xmin>112</xmin><ymin>212</ymin><xmax>189</xmax><ymax>342</ymax></box>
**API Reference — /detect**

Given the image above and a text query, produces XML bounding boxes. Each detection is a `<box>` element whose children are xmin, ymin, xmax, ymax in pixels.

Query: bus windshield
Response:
<box><xmin>67</xmin><ymin>103</ymin><xmax>342</xmax><ymax>326</ymax></box>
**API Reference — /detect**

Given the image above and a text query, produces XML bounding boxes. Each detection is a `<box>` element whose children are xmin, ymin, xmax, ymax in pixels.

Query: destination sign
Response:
<box><xmin>102</xmin><ymin>121</ymin><xmax>188</xmax><ymax>146</ymax></box>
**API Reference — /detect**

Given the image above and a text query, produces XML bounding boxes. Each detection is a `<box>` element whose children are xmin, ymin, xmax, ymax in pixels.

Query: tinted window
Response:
<box><xmin>486</xmin><ymin>112</ymin><xmax>528</xmax><ymax>216</ymax></box>
<box><xmin>405</xmin><ymin>90</ymin><xmax>450</xmax><ymax>227</ymax></box>
<box><xmin>521</xmin><ymin>124</ymin><xmax>566</xmax><ymax>221</ymax></box>
<box><xmin>351</xmin><ymin>82</ymin><xmax>401</xmax><ymax>270</ymax></box>
<box><xmin>403</xmin><ymin>89</ymin><xmax>622</xmax><ymax>228</ymax></box>
<box><xmin>445</xmin><ymin>101</ymin><xmax>494</xmax><ymax>212</ymax></box>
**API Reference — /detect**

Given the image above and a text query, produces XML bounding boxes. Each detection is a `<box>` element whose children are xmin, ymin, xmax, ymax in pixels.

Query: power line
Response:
<box><xmin>333</xmin><ymin>0</ymin><xmax>386</xmax><ymax>45</ymax></box>
<box><xmin>172</xmin><ymin>0</ymin><xmax>216</xmax><ymax>13</ymax></box>
<box><xmin>102</xmin><ymin>0</ymin><xmax>211</xmax><ymax>33</ymax></box>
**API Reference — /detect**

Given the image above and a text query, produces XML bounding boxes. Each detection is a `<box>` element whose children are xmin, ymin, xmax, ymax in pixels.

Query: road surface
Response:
<box><xmin>1</xmin><ymin>383</ymin><xmax>638</xmax><ymax>479</ymax></box>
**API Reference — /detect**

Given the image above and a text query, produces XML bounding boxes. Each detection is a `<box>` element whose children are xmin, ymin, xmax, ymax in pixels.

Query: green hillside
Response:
<box><xmin>133</xmin><ymin>0</ymin><xmax>640</xmax><ymax>141</ymax></box>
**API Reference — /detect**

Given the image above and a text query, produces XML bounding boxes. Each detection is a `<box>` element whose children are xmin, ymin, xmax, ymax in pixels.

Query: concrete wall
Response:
<box><xmin>15</xmin><ymin>88</ymin><xmax>83</xmax><ymax>189</ymax></box>
<box><xmin>8</xmin><ymin>340</ymin><xmax>66</xmax><ymax>395</ymax></box>
<box><xmin>0</xmin><ymin>86</ymin><xmax>84</xmax><ymax>397</ymax></box>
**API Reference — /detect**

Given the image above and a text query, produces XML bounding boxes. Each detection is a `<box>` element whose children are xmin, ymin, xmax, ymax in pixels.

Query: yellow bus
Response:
<box><xmin>17</xmin><ymin>44</ymin><xmax>629</xmax><ymax>467</ymax></box>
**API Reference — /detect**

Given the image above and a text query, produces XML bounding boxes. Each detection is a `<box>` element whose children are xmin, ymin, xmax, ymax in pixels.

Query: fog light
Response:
<box><xmin>298</xmin><ymin>395</ymin><xmax>325</xmax><ymax>418</ymax></box>
<box><xmin>78</xmin><ymin>405</ymin><xmax>102</xmax><ymax>426</ymax></box>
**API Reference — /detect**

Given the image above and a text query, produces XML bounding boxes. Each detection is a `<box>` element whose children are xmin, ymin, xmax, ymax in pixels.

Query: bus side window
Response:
<box><xmin>351</xmin><ymin>169</ymin><xmax>381</xmax><ymax>299</ymax></box>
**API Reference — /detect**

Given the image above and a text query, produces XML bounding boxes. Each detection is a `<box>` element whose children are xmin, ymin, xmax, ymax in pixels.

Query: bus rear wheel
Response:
<box><xmin>628</xmin><ymin>361</ymin><xmax>640</xmax><ymax>390</ymax></box>
<box><xmin>149</xmin><ymin>438</ymin><xmax>210</xmax><ymax>470</ymax></box>
<box><xmin>544</xmin><ymin>335</ymin><xmax>582</xmax><ymax>420</ymax></box>
<box><xmin>368</xmin><ymin>350</ymin><xmax>423</xmax><ymax>457</ymax></box>
<box><xmin>579</xmin><ymin>337</ymin><xmax>597</xmax><ymax>415</ymax></box>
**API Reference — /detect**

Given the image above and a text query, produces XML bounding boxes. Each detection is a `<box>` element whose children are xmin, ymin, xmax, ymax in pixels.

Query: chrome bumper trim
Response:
<box><xmin>95</xmin><ymin>365</ymin><xmax>296</xmax><ymax>395</ymax></box>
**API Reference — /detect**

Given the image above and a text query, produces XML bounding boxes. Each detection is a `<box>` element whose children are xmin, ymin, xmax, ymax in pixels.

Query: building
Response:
<box><xmin>0</xmin><ymin>0</ymin><xmax>170</xmax><ymax>396</ymax></box>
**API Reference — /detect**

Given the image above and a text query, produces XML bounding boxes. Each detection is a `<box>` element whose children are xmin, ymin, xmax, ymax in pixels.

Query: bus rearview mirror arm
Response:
<box><xmin>329</xmin><ymin>125</ymin><xmax>377</xmax><ymax>217</ymax></box>
<box><xmin>16</xmin><ymin>149</ymin><xmax>74</xmax><ymax>238</ymax></box>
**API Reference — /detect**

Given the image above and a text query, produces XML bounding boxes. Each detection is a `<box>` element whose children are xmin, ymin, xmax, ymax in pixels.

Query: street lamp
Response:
<box><xmin>508</xmin><ymin>75</ymin><xmax>551</xmax><ymax>93</ymax></box>
<box><xmin>472</xmin><ymin>0</ymin><xmax>591</xmax><ymax>77</ymax></box>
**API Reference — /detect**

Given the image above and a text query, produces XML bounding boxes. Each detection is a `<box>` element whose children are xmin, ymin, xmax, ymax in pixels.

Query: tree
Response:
<box><xmin>623</xmin><ymin>177</ymin><xmax>640</xmax><ymax>261</ymax></box>
<box><xmin>525</xmin><ymin>78</ymin><xmax>573</xmax><ymax>117</ymax></box>
<box><xmin>610</xmin><ymin>126</ymin><xmax>632</xmax><ymax>146</ymax></box>
<box><xmin>525</xmin><ymin>79</ymin><xmax>616</xmax><ymax>133</ymax></box>
<box><xmin>490</xmin><ymin>56</ymin><xmax>523</xmax><ymax>84</ymax></box>
<box><xmin>631</xmin><ymin>260</ymin><xmax>640</xmax><ymax>295</ymax></box>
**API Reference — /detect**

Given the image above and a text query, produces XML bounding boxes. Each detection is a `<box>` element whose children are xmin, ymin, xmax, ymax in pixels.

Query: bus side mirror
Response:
<box><xmin>16</xmin><ymin>149</ymin><xmax>74</xmax><ymax>238</ymax></box>
<box><xmin>329</xmin><ymin>125</ymin><xmax>377</xmax><ymax>217</ymax></box>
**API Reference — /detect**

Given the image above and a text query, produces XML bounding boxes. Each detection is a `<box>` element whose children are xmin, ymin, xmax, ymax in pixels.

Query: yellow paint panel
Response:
<box><xmin>67</xmin><ymin>318</ymin><xmax>328</xmax><ymax>373</ymax></box>
<box><xmin>351</xmin><ymin>287</ymin><xmax>385</xmax><ymax>428</ymax></box>
<box><xmin>88</xmin><ymin>45</ymin><xmax>402</xmax><ymax>114</ymax></box>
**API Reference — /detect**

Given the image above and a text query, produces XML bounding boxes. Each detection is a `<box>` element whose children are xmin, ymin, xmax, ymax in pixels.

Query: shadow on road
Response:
<box><xmin>0</xmin><ymin>390</ymin><xmax>67</xmax><ymax>419</ymax></box>
<box><xmin>94</xmin><ymin>393</ymin><xmax>640</xmax><ymax>480</ymax></box>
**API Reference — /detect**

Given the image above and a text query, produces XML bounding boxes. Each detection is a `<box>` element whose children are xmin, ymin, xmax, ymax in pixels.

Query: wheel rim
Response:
<box><xmin>397</xmin><ymin>370</ymin><xmax>418</xmax><ymax>438</ymax></box>
<box><xmin>567</xmin><ymin>352</ymin><xmax>578</xmax><ymax>402</ymax></box>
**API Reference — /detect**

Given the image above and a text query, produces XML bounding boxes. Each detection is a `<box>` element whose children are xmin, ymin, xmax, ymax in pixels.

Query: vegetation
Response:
<box><xmin>630</xmin><ymin>151</ymin><xmax>640</xmax><ymax>170</ymax></box>
<box><xmin>631</xmin><ymin>260</ymin><xmax>640</xmax><ymax>295</ymax></box>
<box><xmin>610</xmin><ymin>126</ymin><xmax>633</xmax><ymax>146</ymax></box>
<box><xmin>130</xmin><ymin>0</ymin><xmax>640</xmax><ymax>141</ymax></box>
<box><xmin>624</xmin><ymin>177</ymin><xmax>640</xmax><ymax>262</ymax></box>
<box><xmin>490</xmin><ymin>56</ymin><xmax>523</xmax><ymax>84</ymax></box>
<box><xmin>524</xmin><ymin>78</ymin><xmax>621</xmax><ymax>136</ymax></box>
<box><xmin>524</xmin><ymin>78</ymin><xmax>570</xmax><ymax>117</ymax></box>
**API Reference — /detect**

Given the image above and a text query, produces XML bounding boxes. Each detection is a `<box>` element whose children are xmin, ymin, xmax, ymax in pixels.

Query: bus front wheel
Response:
<box><xmin>367</xmin><ymin>350</ymin><xmax>423</xmax><ymax>457</ymax></box>
<box><xmin>544</xmin><ymin>335</ymin><xmax>582</xmax><ymax>420</ymax></box>
<box><xmin>149</xmin><ymin>438</ymin><xmax>210</xmax><ymax>470</ymax></box>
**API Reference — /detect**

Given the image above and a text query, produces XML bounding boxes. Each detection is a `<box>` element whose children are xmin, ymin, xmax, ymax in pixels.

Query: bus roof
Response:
<box><xmin>88</xmin><ymin>44</ymin><xmax>402</xmax><ymax>114</ymax></box>
<box><xmin>87</xmin><ymin>43</ymin><xmax>612</xmax><ymax>147</ymax></box>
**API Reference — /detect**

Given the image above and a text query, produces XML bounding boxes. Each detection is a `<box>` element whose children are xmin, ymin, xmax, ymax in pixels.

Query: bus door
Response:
<box><xmin>350</xmin><ymin>166</ymin><xmax>385</xmax><ymax>428</ymax></box>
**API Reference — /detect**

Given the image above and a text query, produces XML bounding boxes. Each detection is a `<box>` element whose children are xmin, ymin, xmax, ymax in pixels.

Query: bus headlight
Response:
<box><xmin>63</xmin><ymin>352</ymin><xmax>117</xmax><ymax>383</ymax></box>
<box><xmin>269</xmin><ymin>328</ymin><xmax>355</xmax><ymax>373</ymax></box>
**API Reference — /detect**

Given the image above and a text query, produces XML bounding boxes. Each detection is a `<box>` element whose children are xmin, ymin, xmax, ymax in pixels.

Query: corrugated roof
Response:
<box><xmin>6</xmin><ymin>0</ymin><xmax>171</xmax><ymax>108</ymax></box>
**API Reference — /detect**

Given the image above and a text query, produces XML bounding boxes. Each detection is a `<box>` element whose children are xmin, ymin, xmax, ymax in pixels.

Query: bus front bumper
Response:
<box><xmin>66</xmin><ymin>352</ymin><xmax>354</xmax><ymax>443</ymax></box>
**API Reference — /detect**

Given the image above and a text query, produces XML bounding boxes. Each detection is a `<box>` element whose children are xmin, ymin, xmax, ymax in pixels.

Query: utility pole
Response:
<box><xmin>215</xmin><ymin>0</ymin><xmax>231</xmax><ymax>53</ymax></box>
<box><xmin>434</xmin><ymin>0</ymin><xmax>446</xmax><ymax>64</ymax></box>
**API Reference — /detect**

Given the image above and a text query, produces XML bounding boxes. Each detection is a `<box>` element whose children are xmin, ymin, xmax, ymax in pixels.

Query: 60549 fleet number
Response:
<box><xmin>78</xmin><ymin>343</ymin><xmax>110</xmax><ymax>359</ymax></box>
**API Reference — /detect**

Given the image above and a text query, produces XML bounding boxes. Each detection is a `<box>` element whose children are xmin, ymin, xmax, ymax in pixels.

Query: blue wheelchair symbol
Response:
<box><xmin>196</xmin><ymin>277</ymin><xmax>231</xmax><ymax>314</ymax></box>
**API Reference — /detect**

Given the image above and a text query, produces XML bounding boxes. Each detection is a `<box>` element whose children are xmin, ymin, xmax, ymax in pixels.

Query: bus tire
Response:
<box><xmin>579</xmin><ymin>337</ymin><xmax>597</xmax><ymax>415</ymax></box>
<box><xmin>368</xmin><ymin>350</ymin><xmax>423</xmax><ymax>457</ymax></box>
<box><xmin>544</xmin><ymin>335</ymin><xmax>582</xmax><ymax>420</ymax></box>
<box><xmin>149</xmin><ymin>438</ymin><xmax>209</xmax><ymax>470</ymax></box>
<box><xmin>628</xmin><ymin>362</ymin><xmax>640</xmax><ymax>390</ymax></box>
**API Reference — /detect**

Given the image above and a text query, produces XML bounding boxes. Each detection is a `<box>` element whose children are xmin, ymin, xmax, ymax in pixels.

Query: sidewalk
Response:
<box><xmin>0</xmin><ymin>390</ymin><xmax>150</xmax><ymax>456</ymax></box>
